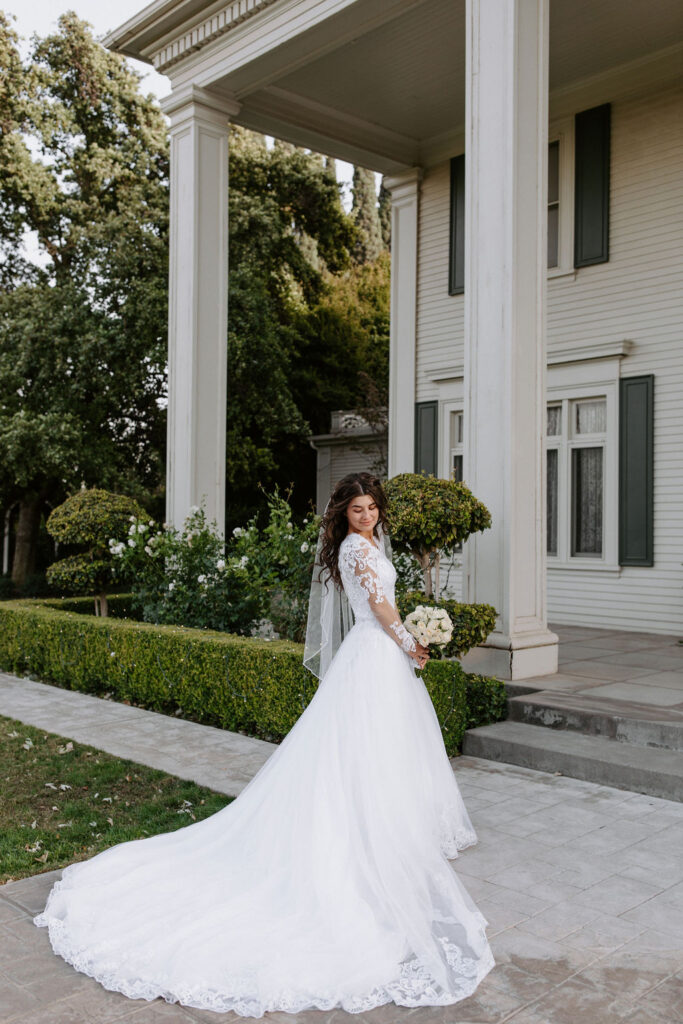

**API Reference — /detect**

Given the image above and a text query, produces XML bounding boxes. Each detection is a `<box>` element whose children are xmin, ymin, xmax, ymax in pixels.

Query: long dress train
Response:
<box><xmin>33</xmin><ymin>530</ymin><xmax>495</xmax><ymax>1016</ymax></box>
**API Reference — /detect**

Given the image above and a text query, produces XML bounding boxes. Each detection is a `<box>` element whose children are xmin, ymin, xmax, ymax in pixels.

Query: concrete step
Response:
<box><xmin>462</xmin><ymin>720</ymin><xmax>683</xmax><ymax>802</ymax></box>
<box><xmin>507</xmin><ymin>690</ymin><xmax>683</xmax><ymax>750</ymax></box>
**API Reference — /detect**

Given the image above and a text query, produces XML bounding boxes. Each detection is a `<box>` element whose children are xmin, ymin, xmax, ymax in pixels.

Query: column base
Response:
<box><xmin>459</xmin><ymin>629</ymin><xmax>559</xmax><ymax>680</ymax></box>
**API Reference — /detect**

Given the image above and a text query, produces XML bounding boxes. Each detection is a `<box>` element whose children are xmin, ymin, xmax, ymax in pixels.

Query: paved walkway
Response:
<box><xmin>1</xmin><ymin>673</ymin><xmax>683</xmax><ymax>1023</ymax></box>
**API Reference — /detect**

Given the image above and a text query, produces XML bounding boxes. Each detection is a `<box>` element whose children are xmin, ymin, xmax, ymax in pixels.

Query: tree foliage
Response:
<box><xmin>351</xmin><ymin>166</ymin><xmax>383</xmax><ymax>265</ymax></box>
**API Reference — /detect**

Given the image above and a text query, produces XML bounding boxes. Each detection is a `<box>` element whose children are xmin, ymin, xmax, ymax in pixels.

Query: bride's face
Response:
<box><xmin>346</xmin><ymin>494</ymin><xmax>379</xmax><ymax>534</ymax></box>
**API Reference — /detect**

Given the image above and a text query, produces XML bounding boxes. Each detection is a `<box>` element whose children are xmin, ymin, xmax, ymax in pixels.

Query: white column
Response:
<box><xmin>461</xmin><ymin>0</ymin><xmax>558</xmax><ymax>679</ymax></box>
<box><xmin>384</xmin><ymin>168</ymin><xmax>422</xmax><ymax>478</ymax></box>
<box><xmin>160</xmin><ymin>85</ymin><xmax>240</xmax><ymax>536</ymax></box>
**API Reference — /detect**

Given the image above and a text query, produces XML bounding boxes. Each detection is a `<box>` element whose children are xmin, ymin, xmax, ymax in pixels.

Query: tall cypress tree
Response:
<box><xmin>351</xmin><ymin>166</ymin><xmax>383</xmax><ymax>264</ymax></box>
<box><xmin>378</xmin><ymin>178</ymin><xmax>392</xmax><ymax>252</ymax></box>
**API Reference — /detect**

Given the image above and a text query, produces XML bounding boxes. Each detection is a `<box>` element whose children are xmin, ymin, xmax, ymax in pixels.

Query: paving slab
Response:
<box><xmin>2</xmin><ymin>673</ymin><xmax>683</xmax><ymax>1021</ymax></box>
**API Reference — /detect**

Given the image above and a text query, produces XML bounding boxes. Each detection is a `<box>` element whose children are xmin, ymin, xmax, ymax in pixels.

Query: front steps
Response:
<box><xmin>462</xmin><ymin>688</ymin><xmax>683</xmax><ymax>802</ymax></box>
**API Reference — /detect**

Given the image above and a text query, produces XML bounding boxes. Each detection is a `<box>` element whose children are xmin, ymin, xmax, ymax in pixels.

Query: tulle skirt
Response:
<box><xmin>34</xmin><ymin>619</ymin><xmax>495</xmax><ymax>1016</ymax></box>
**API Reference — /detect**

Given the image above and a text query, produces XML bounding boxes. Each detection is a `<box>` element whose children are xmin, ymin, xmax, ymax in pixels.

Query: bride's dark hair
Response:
<box><xmin>318</xmin><ymin>472</ymin><xmax>388</xmax><ymax>590</ymax></box>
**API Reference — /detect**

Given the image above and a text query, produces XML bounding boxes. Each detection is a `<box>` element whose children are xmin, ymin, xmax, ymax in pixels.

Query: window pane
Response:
<box><xmin>452</xmin><ymin>454</ymin><xmax>463</xmax><ymax>482</ymax></box>
<box><xmin>547</xmin><ymin>448</ymin><xmax>558</xmax><ymax>556</ymax></box>
<box><xmin>575</xmin><ymin>399</ymin><xmax>606</xmax><ymax>434</ymax></box>
<box><xmin>571</xmin><ymin>447</ymin><xmax>603</xmax><ymax>555</ymax></box>
<box><xmin>547</xmin><ymin>405</ymin><xmax>561</xmax><ymax>436</ymax></box>
<box><xmin>548</xmin><ymin>140</ymin><xmax>559</xmax><ymax>204</ymax></box>
<box><xmin>450</xmin><ymin>411</ymin><xmax>463</xmax><ymax>447</ymax></box>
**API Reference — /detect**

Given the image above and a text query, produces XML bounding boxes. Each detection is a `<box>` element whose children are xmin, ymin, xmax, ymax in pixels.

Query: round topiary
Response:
<box><xmin>46</xmin><ymin>489</ymin><xmax>150</xmax><ymax>616</ymax></box>
<box><xmin>384</xmin><ymin>473</ymin><xmax>491</xmax><ymax>598</ymax></box>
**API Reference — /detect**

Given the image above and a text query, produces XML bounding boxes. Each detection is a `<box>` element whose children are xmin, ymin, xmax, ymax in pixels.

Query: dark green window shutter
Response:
<box><xmin>448</xmin><ymin>155</ymin><xmax>465</xmax><ymax>295</ymax></box>
<box><xmin>415</xmin><ymin>401</ymin><xmax>438</xmax><ymax>476</ymax></box>
<box><xmin>574</xmin><ymin>103</ymin><xmax>611</xmax><ymax>267</ymax></box>
<box><xmin>619</xmin><ymin>375</ymin><xmax>654</xmax><ymax>566</ymax></box>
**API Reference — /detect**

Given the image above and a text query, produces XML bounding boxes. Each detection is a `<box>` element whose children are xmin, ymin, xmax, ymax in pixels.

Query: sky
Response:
<box><xmin>6</xmin><ymin>0</ymin><xmax>357</xmax><ymax>208</ymax></box>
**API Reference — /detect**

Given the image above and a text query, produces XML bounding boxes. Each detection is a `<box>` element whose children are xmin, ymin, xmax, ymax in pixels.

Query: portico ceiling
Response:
<box><xmin>106</xmin><ymin>0</ymin><xmax>683</xmax><ymax>171</ymax></box>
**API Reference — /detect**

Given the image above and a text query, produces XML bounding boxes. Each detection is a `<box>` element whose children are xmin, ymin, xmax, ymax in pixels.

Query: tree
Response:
<box><xmin>0</xmin><ymin>13</ymin><xmax>169</xmax><ymax>585</ymax></box>
<box><xmin>225</xmin><ymin>130</ymin><xmax>357</xmax><ymax>527</ymax></box>
<box><xmin>350</xmin><ymin>167</ymin><xmax>383</xmax><ymax>264</ymax></box>
<box><xmin>378</xmin><ymin>178</ymin><xmax>392</xmax><ymax>251</ymax></box>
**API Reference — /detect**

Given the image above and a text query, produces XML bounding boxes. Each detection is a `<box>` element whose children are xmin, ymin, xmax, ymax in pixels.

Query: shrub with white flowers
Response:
<box><xmin>227</xmin><ymin>487</ymin><xmax>320</xmax><ymax>643</ymax></box>
<box><xmin>111</xmin><ymin>505</ymin><xmax>265</xmax><ymax>634</ymax></box>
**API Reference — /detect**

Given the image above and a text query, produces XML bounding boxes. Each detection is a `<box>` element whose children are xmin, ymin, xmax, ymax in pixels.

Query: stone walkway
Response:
<box><xmin>1</xmin><ymin>673</ymin><xmax>683</xmax><ymax>1023</ymax></box>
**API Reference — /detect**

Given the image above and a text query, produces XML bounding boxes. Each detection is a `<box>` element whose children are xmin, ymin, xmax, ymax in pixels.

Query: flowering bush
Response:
<box><xmin>228</xmin><ymin>490</ymin><xmax>321</xmax><ymax>643</ymax></box>
<box><xmin>404</xmin><ymin>605</ymin><xmax>454</xmax><ymax>650</ymax></box>
<box><xmin>110</xmin><ymin>506</ymin><xmax>265</xmax><ymax>634</ymax></box>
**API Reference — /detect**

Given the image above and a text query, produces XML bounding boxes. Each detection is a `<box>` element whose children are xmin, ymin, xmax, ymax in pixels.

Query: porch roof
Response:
<box><xmin>105</xmin><ymin>0</ymin><xmax>683</xmax><ymax>172</ymax></box>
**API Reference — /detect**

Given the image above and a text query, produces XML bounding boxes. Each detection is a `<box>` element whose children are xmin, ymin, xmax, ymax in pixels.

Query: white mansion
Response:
<box><xmin>105</xmin><ymin>0</ymin><xmax>683</xmax><ymax>677</ymax></box>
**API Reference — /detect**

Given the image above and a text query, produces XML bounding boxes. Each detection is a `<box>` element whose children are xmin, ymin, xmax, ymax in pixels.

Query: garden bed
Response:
<box><xmin>0</xmin><ymin>600</ymin><xmax>507</xmax><ymax>755</ymax></box>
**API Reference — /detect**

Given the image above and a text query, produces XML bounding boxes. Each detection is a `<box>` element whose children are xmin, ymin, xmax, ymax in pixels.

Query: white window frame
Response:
<box><xmin>547</xmin><ymin>116</ymin><xmax>575</xmax><ymax>280</ymax></box>
<box><xmin>546</xmin><ymin>374</ymin><xmax>619</xmax><ymax>571</ymax></box>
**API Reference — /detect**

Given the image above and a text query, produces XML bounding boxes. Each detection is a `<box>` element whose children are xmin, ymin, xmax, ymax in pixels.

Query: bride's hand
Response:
<box><xmin>410</xmin><ymin>642</ymin><xmax>430</xmax><ymax>669</ymax></box>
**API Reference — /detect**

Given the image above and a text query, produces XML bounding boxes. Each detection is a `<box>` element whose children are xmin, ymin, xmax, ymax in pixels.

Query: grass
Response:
<box><xmin>0</xmin><ymin>714</ymin><xmax>233</xmax><ymax>884</ymax></box>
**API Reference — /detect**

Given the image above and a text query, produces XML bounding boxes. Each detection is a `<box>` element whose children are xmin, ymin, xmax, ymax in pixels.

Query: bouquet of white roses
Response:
<box><xmin>404</xmin><ymin>605</ymin><xmax>454</xmax><ymax>649</ymax></box>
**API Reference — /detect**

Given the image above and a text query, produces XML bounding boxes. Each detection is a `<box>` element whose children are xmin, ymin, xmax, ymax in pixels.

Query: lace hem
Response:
<box><xmin>34</xmin><ymin>873</ymin><xmax>494</xmax><ymax>1018</ymax></box>
<box><xmin>438</xmin><ymin>803</ymin><xmax>478</xmax><ymax>860</ymax></box>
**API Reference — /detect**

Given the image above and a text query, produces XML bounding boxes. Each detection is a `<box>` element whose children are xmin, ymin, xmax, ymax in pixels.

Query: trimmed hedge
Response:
<box><xmin>0</xmin><ymin>600</ymin><xmax>507</xmax><ymax>756</ymax></box>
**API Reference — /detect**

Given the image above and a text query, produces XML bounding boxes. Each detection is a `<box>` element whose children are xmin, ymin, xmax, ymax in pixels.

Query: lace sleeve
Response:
<box><xmin>341</xmin><ymin>540</ymin><xmax>417</xmax><ymax>654</ymax></box>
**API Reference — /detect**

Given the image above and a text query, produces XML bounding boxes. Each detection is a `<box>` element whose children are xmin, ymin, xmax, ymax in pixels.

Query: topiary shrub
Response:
<box><xmin>385</xmin><ymin>473</ymin><xmax>491</xmax><ymax>599</ymax></box>
<box><xmin>46</xmin><ymin>489</ymin><xmax>149</xmax><ymax>617</ymax></box>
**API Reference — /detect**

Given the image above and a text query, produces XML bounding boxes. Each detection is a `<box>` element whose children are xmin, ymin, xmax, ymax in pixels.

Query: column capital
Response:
<box><xmin>383</xmin><ymin>167</ymin><xmax>423</xmax><ymax>203</ymax></box>
<box><xmin>161</xmin><ymin>85</ymin><xmax>241</xmax><ymax>130</ymax></box>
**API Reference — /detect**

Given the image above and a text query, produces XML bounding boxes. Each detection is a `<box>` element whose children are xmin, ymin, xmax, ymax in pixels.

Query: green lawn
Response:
<box><xmin>0</xmin><ymin>714</ymin><xmax>233</xmax><ymax>883</ymax></box>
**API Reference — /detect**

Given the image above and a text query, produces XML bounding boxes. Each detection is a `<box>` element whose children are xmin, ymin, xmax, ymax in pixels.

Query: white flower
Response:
<box><xmin>216</xmin><ymin>559</ymin><xmax>225</xmax><ymax>570</ymax></box>
<box><xmin>300</xmin><ymin>542</ymin><xmax>309</xmax><ymax>553</ymax></box>
<box><xmin>189</xmin><ymin>505</ymin><xmax>199</xmax><ymax>514</ymax></box>
<box><xmin>238</xmin><ymin>555</ymin><xmax>248</xmax><ymax>569</ymax></box>
<box><xmin>128</xmin><ymin>524</ymin><xmax>137</xmax><ymax>535</ymax></box>
<box><xmin>303</xmin><ymin>518</ymin><xmax>308</xmax><ymax>524</ymax></box>
<box><xmin>129</xmin><ymin>515</ymin><xmax>136</xmax><ymax>523</ymax></box>
<box><xmin>197</xmin><ymin>574</ymin><xmax>207</xmax><ymax>584</ymax></box>
<box><xmin>144</xmin><ymin>545</ymin><xmax>153</xmax><ymax>556</ymax></box>
<box><xmin>285</xmin><ymin>534</ymin><xmax>293</xmax><ymax>541</ymax></box>
<box><xmin>137</xmin><ymin>523</ymin><xmax>147</xmax><ymax>534</ymax></box>
<box><xmin>232</xmin><ymin>526</ymin><xmax>244</xmax><ymax>537</ymax></box>
<box><xmin>128</xmin><ymin>538</ymin><xmax>135</xmax><ymax>548</ymax></box>
<box><xmin>168</xmin><ymin>582</ymin><xmax>175</xmax><ymax>591</ymax></box>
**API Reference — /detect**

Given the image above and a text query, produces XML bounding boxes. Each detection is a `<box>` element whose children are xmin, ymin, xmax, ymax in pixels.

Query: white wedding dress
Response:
<box><xmin>34</xmin><ymin>530</ymin><xmax>495</xmax><ymax>1016</ymax></box>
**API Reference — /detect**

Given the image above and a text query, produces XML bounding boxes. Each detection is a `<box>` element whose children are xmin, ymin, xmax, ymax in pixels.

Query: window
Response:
<box><xmin>449</xmin><ymin>410</ymin><xmax>464</xmax><ymax>482</ymax></box>
<box><xmin>547</xmin><ymin>140</ymin><xmax>560</xmax><ymax>269</ymax></box>
<box><xmin>546</xmin><ymin>392</ymin><xmax>615</xmax><ymax>566</ymax></box>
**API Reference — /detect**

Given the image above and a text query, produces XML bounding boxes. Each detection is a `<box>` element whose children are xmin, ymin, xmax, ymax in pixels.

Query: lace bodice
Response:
<box><xmin>338</xmin><ymin>532</ymin><xmax>416</xmax><ymax>654</ymax></box>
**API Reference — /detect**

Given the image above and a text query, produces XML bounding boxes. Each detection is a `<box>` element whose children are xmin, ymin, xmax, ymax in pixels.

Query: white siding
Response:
<box><xmin>414</xmin><ymin>83</ymin><xmax>683</xmax><ymax>634</ymax></box>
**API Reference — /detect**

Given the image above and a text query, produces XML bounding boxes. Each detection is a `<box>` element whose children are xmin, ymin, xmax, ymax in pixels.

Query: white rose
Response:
<box><xmin>239</xmin><ymin>555</ymin><xmax>248</xmax><ymax>568</ymax></box>
<box><xmin>197</xmin><ymin>574</ymin><xmax>207</xmax><ymax>584</ymax></box>
<box><xmin>144</xmin><ymin>545</ymin><xmax>152</xmax><ymax>556</ymax></box>
<box><xmin>232</xmin><ymin>526</ymin><xmax>244</xmax><ymax>537</ymax></box>
<box><xmin>128</xmin><ymin>538</ymin><xmax>135</xmax><ymax>548</ymax></box>
<box><xmin>300</xmin><ymin>542</ymin><xmax>309</xmax><ymax>553</ymax></box>
<box><xmin>216</xmin><ymin>559</ymin><xmax>225</xmax><ymax>570</ymax></box>
<box><xmin>190</xmin><ymin>505</ymin><xmax>199</xmax><ymax>514</ymax></box>
<box><xmin>168</xmin><ymin>582</ymin><xmax>175</xmax><ymax>591</ymax></box>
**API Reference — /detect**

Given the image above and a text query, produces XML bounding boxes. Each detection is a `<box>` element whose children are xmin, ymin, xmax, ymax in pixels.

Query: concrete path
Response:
<box><xmin>1</xmin><ymin>673</ymin><xmax>683</xmax><ymax>1023</ymax></box>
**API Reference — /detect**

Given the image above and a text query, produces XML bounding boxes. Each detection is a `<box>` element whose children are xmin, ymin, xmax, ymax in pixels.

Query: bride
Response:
<box><xmin>34</xmin><ymin>471</ymin><xmax>495</xmax><ymax>1016</ymax></box>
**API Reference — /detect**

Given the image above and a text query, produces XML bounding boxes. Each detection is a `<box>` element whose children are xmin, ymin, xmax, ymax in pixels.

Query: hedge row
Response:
<box><xmin>0</xmin><ymin>601</ymin><xmax>507</xmax><ymax>756</ymax></box>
